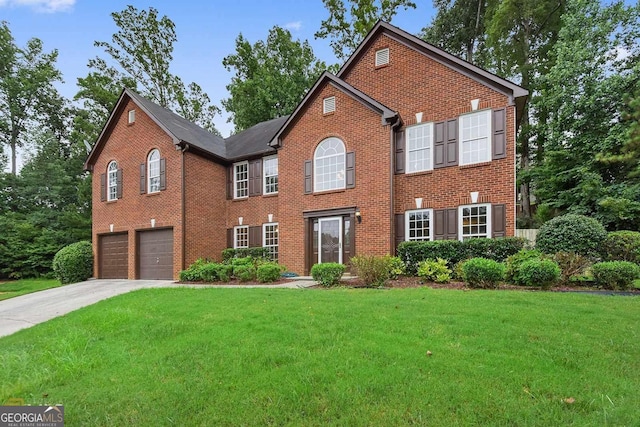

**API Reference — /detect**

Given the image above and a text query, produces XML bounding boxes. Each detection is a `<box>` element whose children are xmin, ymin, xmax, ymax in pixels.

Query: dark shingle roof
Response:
<box><xmin>225</xmin><ymin>116</ymin><xmax>288</xmax><ymax>160</ymax></box>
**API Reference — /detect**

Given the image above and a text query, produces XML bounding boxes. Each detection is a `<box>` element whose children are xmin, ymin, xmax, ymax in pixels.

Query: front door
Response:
<box><xmin>318</xmin><ymin>217</ymin><xmax>342</xmax><ymax>264</ymax></box>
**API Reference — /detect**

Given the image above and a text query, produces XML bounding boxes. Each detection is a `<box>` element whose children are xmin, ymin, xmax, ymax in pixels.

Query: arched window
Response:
<box><xmin>107</xmin><ymin>161</ymin><xmax>118</xmax><ymax>201</ymax></box>
<box><xmin>314</xmin><ymin>137</ymin><xmax>345</xmax><ymax>192</ymax></box>
<box><xmin>148</xmin><ymin>149</ymin><xmax>160</xmax><ymax>193</ymax></box>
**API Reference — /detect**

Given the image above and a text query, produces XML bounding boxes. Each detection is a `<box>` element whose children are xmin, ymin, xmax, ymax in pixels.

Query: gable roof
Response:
<box><xmin>337</xmin><ymin>21</ymin><xmax>528</xmax><ymax>123</ymax></box>
<box><xmin>269</xmin><ymin>72</ymin><xmax>399</xmax><ymax>148</ymax></box>
<box><xmin>225</xmin><ymin>116</ymin><xmax>287</xmax><ymax>161</ymax></box>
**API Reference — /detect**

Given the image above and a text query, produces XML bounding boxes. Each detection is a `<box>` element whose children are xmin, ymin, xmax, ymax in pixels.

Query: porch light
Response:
<box><xmin>355</xmin><ymin>210</ymin><xmax>362</xmax><ymax>223</ymax></box>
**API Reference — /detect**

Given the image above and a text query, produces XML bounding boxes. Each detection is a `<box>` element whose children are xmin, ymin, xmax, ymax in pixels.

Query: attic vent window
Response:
<box><xmin>323</xmin><ymin>96</ymin><xmax>336</xmax><ymax>114</ymax></box>
<box><xmin>128</xmin><ymin>109</ymin><xmax>136</xmax><ymax>124</ymax></box>
<box><xmin>375</xmin><ymin>48</ymin><xmax>390</xmax><ymax>67</ymax></box>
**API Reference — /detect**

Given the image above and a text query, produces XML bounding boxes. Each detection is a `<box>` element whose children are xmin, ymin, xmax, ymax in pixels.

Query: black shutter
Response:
<box><xmin>434</xmin><ymin>121</ymin><xmax>446</xmax><ymax>168</ymax></box>
<box><xmin>446</xmin><ymin>118</ymin><xmax>458</xmax><ymax>166</ymax></box>
<box><xmin>304</xmin><ymin>160</ymin><xmax>312</xmax><ymax>194</ymax></box>
<box><xmin>394</xmin><ymin>129</ymin><xmax>405</xmax><ymax>174</ymax></box>
<box><xmin>100</xmin><ymin>173</ymin><xmax>106</xmax><ymax>201</ymax></box>
<box><xmin>116</xmin><ymin>169</ymin><xmax>123</xmax><ymax>199</ymax></box>
<box><xmin>159</xmin><ymin>158</ymin><xmax>166</xmax><ymax>190</ymax></box>
<box><xmin>346</xmin><ymin>152</ymin><xmax>355</xmax><ymax>189</ymax></box>
<box><xmin>434</xmin><ymin>209</ymin><xmax>445</xmax><ymax>240</ymax></box>
<box><xmin>139</xmin><ymin>163</ymin><xmax>146</xmax><ymax>194</ymax></box>
<box><xmin>492</xmin><ymin>108</ymin><xmax>506</xmax><ymax>160</ymax></box>
<box><xmin>249</xmin><ymin>226</ymin><xmax>262</xmax><ymax>248</ymax></box>
<box><xmin>249</xmin><ymin>159</ymin><xmax>262</xmax><ymax>197</ymax></box>
<box><xmin>394</xmin><ymin>213</ymin><xmax>405</xmax><ymax>253</ymax></box>
<box><xmin>226</xmin><ymin>228</ymin><xmax>233</xmax><ymax>249</ymax></box>
<box><xmin>492</xmin><ymin>204</ymin><xmax>506</xmax><ymax>238</ymax></box>
<box><xmin>226</xmin><ymin>166</ymin><xmax>234</xmax><ymax>200</ymax></box>
<box><xmin>445</xmin><ymin>208</ymin><xmax>458</xmax><ymax>240</ymax></box>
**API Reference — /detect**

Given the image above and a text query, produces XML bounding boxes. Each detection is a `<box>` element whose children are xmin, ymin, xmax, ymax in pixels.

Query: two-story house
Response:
<box><xmin>85</xmin><ymin>21</ymin><xmax>527</xmax><ymax>280</ymax></box>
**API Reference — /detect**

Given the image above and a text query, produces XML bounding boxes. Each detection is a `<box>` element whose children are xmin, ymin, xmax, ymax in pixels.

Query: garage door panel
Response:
<box><xmin>99</xmin><ymin>233</ymin><xmax>128</xmax><ymax>279</ymax></box>
<box><xmin>138</xmin><ymin>229</ymin><xmax>174</xmax><ymax>280</ymax></box>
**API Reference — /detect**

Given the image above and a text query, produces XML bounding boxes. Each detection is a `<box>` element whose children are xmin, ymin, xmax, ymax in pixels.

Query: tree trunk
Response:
<box><xmin>10</xmin><ymin>141</ymin><xmax>16</xmax><ymax>176</ymax></box>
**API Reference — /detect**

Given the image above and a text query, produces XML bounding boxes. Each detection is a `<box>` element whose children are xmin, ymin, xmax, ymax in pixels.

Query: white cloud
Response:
<box><xmin>283</xmin><ymin>21</ymin><xmax>302</xmax><ymax>31</ymax></box>
<box><xmin>0</xmin><ymin>0</ymin><xmax>75</xmax><ymax>13</ymax></box>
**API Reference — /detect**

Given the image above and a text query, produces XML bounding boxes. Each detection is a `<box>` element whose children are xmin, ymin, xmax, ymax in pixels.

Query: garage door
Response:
<box><xmin>138</xmin><ymin>229</ymin><xmax>174</xmax><ymax>280</ymax></box>
<box><xmin>99</xmin><ymin>233</ymin><xmax>128</xmax><ymax>279</ymax></box>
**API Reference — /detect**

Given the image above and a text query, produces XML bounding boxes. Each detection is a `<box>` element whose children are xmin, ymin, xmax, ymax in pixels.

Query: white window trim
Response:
<box><xmin>262</xmin><ymin>222</ymin><xmax>279</xmax><ymax>260</ymax></box>
<box><xmin>263</xmin><ymin>155</ymin><xmax>278</xmax><ymax>195</ymax></box>
<box><xmin>323</xmin><ymin>96</ymin><xmax>335</xmax><ymax>114</ymax></box>
<box><xmin>375</xmin><ymin>48</ymin><xmax>390</xmax><ymax>66</ymax></box>
<box><xmin>314</xmin><ymin>137</ymin><xmax>346</xmax><ymax>193</ymax></box>
<box><xmin>406</xmin><ymin>122</ymin><xmax>434</xmax><ymax>174</ymax></box>
<box><xmin>107</xmin><ymin>161</ymin><xmax>118</xmax><ymax>201</ymax></box>
<box><xmin>405</xmin><ymin>209</ymin><xmax>434</xmax><ymax>242</ymax></box>
<box><xmin>147</xmin><ymin>149</ymin><xmax>160</xmax><ymax>194</ymax></box>
<box><xmin>233</xmin><ymin>161</ymin><xmax>249</xmax><ymax>199</ymax></box>
<box><xmin>459</xmin><ymin>109</ymin><xmax>492</xmax><ymax>166</ymax></box>
<box><xmin>234</xmin><ymin>225</ymin><xmax>249</xmax><ymax>249</ymax></box>
<box><xmin>458</xmin><ymin>203</ymin><xmax>492</xmax><ymax>241</ymax></box>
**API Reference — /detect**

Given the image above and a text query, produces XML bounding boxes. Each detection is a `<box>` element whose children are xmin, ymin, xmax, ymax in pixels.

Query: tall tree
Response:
<box><xmin>315</xmin><ymin>0</ymin><xmax>416</xmax><ymax>63</ymax></box>
<box><xmin>222</xmin><ymin>26</ymin><xmax>326</xmax><ymax>132</ymax></box>
<box><xmin>0</xmin><ymin>21</ymin><xmax>64</xmax><ymax>175</ymax></box>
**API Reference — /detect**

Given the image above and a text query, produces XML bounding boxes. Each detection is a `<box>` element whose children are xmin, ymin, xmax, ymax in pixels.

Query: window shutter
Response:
<box><xmin>446</xmin><ymin>118</ymin><xmax>458</xmax><ymax>166</ymax></box>
<box><xmin>226</xmin><ymin>166</ymin><xmax>234</xmax><ymax>200</ymax></box>
<box><xmin>159</xmin><ymin>158</ymin><xmax>166</xmax><ymax>190</ymax></box>
<box><xmin>248</xmin><ymin>159</ymin><xmax>262</xmax><ymax>197</ymax></box>
<box><xmin>226</xmin><ymin>228</ymin><xmax>233</xmax><ymax>249</ymax></box>
<box><xmin>445</xmin><ymin>208</ymin><xmax>458</xmax><ymax>240</ymax></box>
<box><xmin>100</xmin><ymin>173</ymin><xmax>107</xmax><ymax>201</ymax></box>
<box><xmin>434</xmin><ymin>121</ymin><xmax>446</xmax><ymax>168</ymax></box>
<box><xmin>394</xmin><ymin>213</ymin><xmax>405</xmax><ymax>253</ymax></box>
<box><xmin>346</xmin><ymin>152</ymin><xmax>355</xmax><ymax>189</ymax></box>
<box><xmin>139</xmin><ymin>163</ymin><xmax>146</xmax><ymax>194</ymax></box>
<box><xmin>492</xmin><ymin>204</ymin><xmax>506</xmax><ymax>238</ymax></box>
<box><xmin>304</xmin><ymin>160</ymin><xmax>312</xmax><ymax>194</ymax></box>
<box><xmin>116</xmin><ymin>169</ymin><xmax>123</xmax><ymax>199</ymax></box>
<box><xmin>394</xmin><ymin>129</ymin><xmax>405</xmax><ymax>174</ymax></box>
<box><xmin>249</xmin><ymin>226</ymin><xmax>262</xmax><ymax>247</ymax></box>
<box><xmin>434</xmin><ymin>209</ymin><xmax>446</xmax><ymax>240</ymax></box>
<box><xmin>492</xmin><ymin>108</ymin><xmax>506</xmax><ymax>160</ymax></box>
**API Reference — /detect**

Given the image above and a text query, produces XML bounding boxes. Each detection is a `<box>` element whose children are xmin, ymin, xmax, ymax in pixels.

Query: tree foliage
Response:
<box><xmin>222</xmin><ymin>26</ymin><xmax>326</xmax><ymax>132</ymax></box>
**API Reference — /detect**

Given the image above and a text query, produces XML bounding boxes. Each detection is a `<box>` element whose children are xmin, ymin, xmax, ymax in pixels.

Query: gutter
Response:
<box><xmin>390</xmin><ymin>116</ymin><xmax>401</xmax><ymax>255</ymax></box>
<box><xmin>181</xmin><ymin>142</ymin><xmax>190</xmax><ymax>271</ymax></box>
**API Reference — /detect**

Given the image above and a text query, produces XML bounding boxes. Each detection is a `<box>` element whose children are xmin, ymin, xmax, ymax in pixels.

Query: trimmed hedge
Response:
<box><xmin>461</xmin><ymin>258</ymin><xmax>505</xmax><ymax>289</ymax></box>
<box><xmin>398</xmin><ymin>237</ymin><xmax>525</xmax><ymax>275</ymax></box>
<box><xmin>591</xmin><ymin>261</ymin><xmax>640</xmax><ymax>290</ymax></box>
<box><xmin>311</xmin><ymin>263</ymin><xmax>345</xmax><ymax>287</ymax></box>
<box><xmin>517</xmin><ymin>258</ymin><xmax>561</xmax><ymax>289</ymax></box>
<box><xmin>602</xmin><ymin>231</ymin><xmax>640</xmax><ymax>263</ymax></box>
<box><xmin>505</xmin><ymin>249</ymin><xmax>545</xmax><ymax>285</ymax></box>
<box><xmin>536</xmin><ymin>214</ymin><xmax>607</xmax><ymax>257</ymax></box>
<box><xmin>222</xmin><ymin>247</ymin><xmax>270</xmax><ymax>263</ymax></box>
<box><xmin>52</xmin><ymin>241</ymin><xmax>93</xmax><ymax>284</ymax></box>
<box><xmin>256</xmin><ymin>263</ymin><xmax>282</xmax><ymax>283</ymax></box>
<box><xmin>179</xmin><ymin>259</ymin><xmax>232</xmax><ymax>282</ymax></box>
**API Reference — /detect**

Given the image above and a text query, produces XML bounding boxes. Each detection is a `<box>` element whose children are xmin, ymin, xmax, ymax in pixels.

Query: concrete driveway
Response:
<box><xmin>0</xmin><ymin>279</ymin><xmax>175</xmax><ymax>338</ymax></box>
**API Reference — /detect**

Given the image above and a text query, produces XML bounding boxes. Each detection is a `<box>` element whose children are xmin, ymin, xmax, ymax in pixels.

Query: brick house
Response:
<box><xmin>85</xmin><ymin>21</ymin><xmax>527</xmax><ymax>280</ymax></box>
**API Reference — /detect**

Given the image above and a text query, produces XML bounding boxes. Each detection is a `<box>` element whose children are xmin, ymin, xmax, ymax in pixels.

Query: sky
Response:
<box><xmin>1</xmin><ymin>0</ymin><xmax>437</xmax><ymax>143</ymax></box>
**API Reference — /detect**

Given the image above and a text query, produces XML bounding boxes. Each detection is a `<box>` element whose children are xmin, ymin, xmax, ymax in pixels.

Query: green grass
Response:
<box><xmin>0</xmin><ymin>279</ymin><xmax>62</xmax><ymax>301</ymax></box>
<box><xmin>1</xmin><ymin>288</ymin><xmax>639</xmax><ymax>426</ymax></box>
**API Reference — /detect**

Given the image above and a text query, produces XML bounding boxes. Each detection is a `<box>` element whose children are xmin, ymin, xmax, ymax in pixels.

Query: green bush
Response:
<box><xmin>591</xmin><ymin>261</ymin><xmax>640</xmax><ymax>290</ymax></box>
<box><xmin>179</xmin><ymin>259</ymin><xmax>232</xmax><ymax>282</ymax></box>
<box><xmin>461</xmin><ymin>258</ymin><xmax>505</xmax><ymax>289</ymax></box>
<box><xmin>231</xmin><ymin>256</ymin><xmax>254</xmax><ymax>267</ymax></box>
<box><xmin>52</xmin><ymin>241</ymin><xmax>93</xmax><ymax>284</ymax></box>
<box><xmin>256</xmin><ymin>263</ymin><xmax>282</xmax><ymax>283</ymax></box>
<box><xmin>463</xmin><ymin>237</ymin><xmax>526</xmax><ymax>263</ymax></box>
<box><xmin>417</xmin><ymin>258</ymin><xmax>451</xmax><ymax>283</ymax></box>
<box><xmin>505</xmin><ymin>249</ymin><xmax>545</xmax><ymax>285</ymax></box>
<box><xmin>179</xmin><ymin>258</ymin><xmax>208</xmax><ymax>282</ymax></box>
<box><xmin>222</xmin><ymin>247</ymin><xmax>270</xmax><ymax>263</ymax></box>
<box><xmin>553</xmin><ymin>252</ymin><xmax>592</xmax><ymax>286</ymax></box>
<box><xmin>388</xmin><ymin>256</ymin><xmax>406</xmax><ymax>279</ymax></box>
<box><xmin>602</xmin><ymin>231</ymin><xmax>640</xmax><ymax>263</ymax></box>
<box><xmin>234</xmin><ymin>264</ymin><xmax>257</xmax><ymax>282</ymax></box>
<box><xmin>517</xmin><ymin>258</ymin><xmax>561</xmax><ymax>289</ymax></box>
<box><xmin>536</xmin><ymin>214</ymin><xmax>607</xmax><ymax>257</ymax></box>
<box><xmin>451</xmin><ymin>259</ymin><xmax>469</xmax><ymax>281</ymax></box>
<box><xmin>350</xmin><ymin>255</ymin><xmax>396</xmax><ymax>287</ymax></box>
<box><xmin>311</xmin><ymin>263</ymin><xmax>345</xmax><ymax>287</ymax></box>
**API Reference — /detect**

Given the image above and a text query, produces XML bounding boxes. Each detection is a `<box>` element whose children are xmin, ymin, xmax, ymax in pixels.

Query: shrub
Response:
<box><xmin>461</xmin><ymin>258</ymin><xmax>505</xmax><ymax>289</ymax></box>
<box><xmin>311</xmin><ymin>263</ymin><xmax>345</xmax><ymax>287</ymax></box>
<box><xmin>602</xmin><ymin>231</ymin><xmax>640</xmax><ymax>263</ymax></box>
<box><xmin>417</xmin><ymin>258</ymin><xmax>451</xmax><ymax>283</ymax></box>
<box><xmin>505</xmin><ymin>249</ymin><xmax>545</xmax><ymax>285</ymax></box>
<box><xmin>234</xmin><ymin>264</ymin><xmax>257</xmax><ymax>282</ymax></box>
<box><xmin>517</xmin><ymin>258</ymin><xmax>561</xmax><ymax>289</ymax></box>
<box><xmin>463</xmin><ymin>237</ymin><xmax>526</xmax><ymax>263</ymax></box>
<box><xmin>179</xmin><ymin>258</ymin><xmax>207</xmax><ymax>282</ymax></box>
<box><xmin>451</xmin><ymin>259</ymin><xmax>469</xmax><ymax>281</ymax></box>
<box><xmin>52</xmin><ymin>241</ymin><xmax>93</xmax><ymax>285</ymax></box>
<box><xmin>200</xmin><ymin>263</ymin><xmax>232</xmax><ymax>282</ymax></box>
<box><xmin>388</xmin><ymin>256</ymin><xmax>406</xmax><ymax>279</ymax></box>
<box><xmin>222</xmin><ymin>247</ymin><xmax>270</xmax><ymax>263</ymax></box>
<box><xmin>553</xmin><ymin>252</ymin><xmax>592</xmax><ymax>286</ymax></box>
<box><xmin>256</xmin><ymin>263</ymin><xmax>282</xmax><ymax>283</ymax></box>
<box><xmin>350</xmin><ymin>255</ymin><xmax>396</xmax><ymax>287</ymax></box>
<box><xmin>591</xmin><ymin>261</ymin><xmax>640</xmax><ymax>290</ymax></box>
<box><xmin>536</xmin><ymin>214</ymin><xmax>607</xmax><ymax>257</ymax></box>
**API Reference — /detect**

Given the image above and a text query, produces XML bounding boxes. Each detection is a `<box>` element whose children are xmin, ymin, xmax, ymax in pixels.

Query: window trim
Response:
<box><xmin>234</xmin><ymin>225</ymin><xmax>249</xmax><ymax>249</ymax></box>
<box><xmin>263</xmin><ymin>155</ymin><xmax>278</xmax><ymax>195</ymax></box>
<box><xmin>459</xmin><ymin>109</ymin><xmax>492</xmax><ymax>166</ymax></box>
<box><xmin>147</xmin><ymin>149</ymin><xmax>160</xmax><ymax>194</ymax></box>
<box><xmin>405</xmin><ymin>209</ymin><xmax>434</xmax><ymax>242</ymax></box>
<box><xmin>262</xmin><ymin>222</ymin><xmax>279</xmax><ymax>261</ymax></box>
<box><xmin>233</xmin><ymin>160</ymin><xmax>249</xmax><ymax>199</ymax></box>
<box><xmin>405</xmin><ymin>122</ymin><xmax>434</xmax><ymax>174</ymax></box>
<box><xmin>107</xmin><ymin>160</ymin><xmax>118</xmax><ymax>201</ymax></box>
<box><xmin>314</xmin><ymin>137</ymin><xmax>346</xmax><ymax>193</ymax></box>
<box><xmin>375</xmin><ymin>47</ymin><xmax>390</xmax><ymax>66</ymax></box>
<box><xmin>458</xmin><ymin>203</ymin><xmax>492</xmax><ymax>240</ymax></box>
<box><xmin>128</xmin><ymin>109</ymin><xmax>136</xmax><ymax>124</ymax></box>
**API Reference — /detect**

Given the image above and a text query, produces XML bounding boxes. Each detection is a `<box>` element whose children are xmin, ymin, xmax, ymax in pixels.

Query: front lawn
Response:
<box><xmin>1</xmin><ymin>288</ymin><xmax>638</xmax><ymax>425</ymax></box>
<box><xmin>0</xmin><ymin>279</ymin><xmax>62</xmax><ymax>301</ymax></box>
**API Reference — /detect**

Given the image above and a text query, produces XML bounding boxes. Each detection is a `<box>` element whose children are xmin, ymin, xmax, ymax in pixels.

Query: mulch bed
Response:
<box><xmin>179</xmin><ymin>278</ymin><xmax>296</xmax><ymax>286</ymax></box>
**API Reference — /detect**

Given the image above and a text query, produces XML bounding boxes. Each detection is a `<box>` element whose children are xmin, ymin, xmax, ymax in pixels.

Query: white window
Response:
<box><xmin>323</xmin><ymin>96</ymin><xmax>335</xmax><ymax>114</ymax></box>
<box><xmin>460</xmin><ymin>110</ymin><xmax>492</xmax><ymax>165</ymax></box>
<box><xmin>459</xmin><ymin>204</ymin><xmax>491</xmax><ymax>240</ymax></box>
<box><xmin>128</xmin><ymin>109</ymin><xmax>136</xmax><ymax>124</ymax></box>
<box><xmin>314</xmin><ymin>137</ymin><xmax>345</xmax><ymax>192</ymax></box>
<box><xmin>147</xmin><ymin>149</ymin><xmax>160</xmax><ymax>193</ymax></box>
<box><xmin>234</xmin><ymin>161</ymin><xmax>248</xmax><ymax>199</ymax></box>
<box><xmin>405</xmin><ymin>209</ymin><xmax>433</xmax><ymax>241</ymax></box>
<box><xmin>375</xmin><ymin>48</ymin><xmax>390</xmax><ymax>66</ymax></box>
<box><xmin>107</xmin><ymin>161</ymin><xmax>118</xmax><ymax>201</ymax></box>
<box><xmin>263</xmin><ymin>156</ymin><xmax>278</xmax><ymax>195</ymax></box>
<box><xmin>406</xmin><ymin>123</ymin><xmax>434</xmax><ymax>173</ymax></box>
<box><xmin>234</xmin><ymin>226</ymin><xmax>249</xmax><ymax>249</ymax></box>
<box><xmin>263</xmin><ymin>223</ymin><xmax>279</xmax><ymax>261</ymax></box>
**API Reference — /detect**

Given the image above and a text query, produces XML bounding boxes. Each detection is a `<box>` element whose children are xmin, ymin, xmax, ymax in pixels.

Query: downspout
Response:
<box><xmin>390</xmin><ymin>116</ymin><xmax>401</xmax><ymax>255</ymax></box>
<box><xmin>181</xmin><ymin>143</ymin><xmax>190</xmax><ymax>270</ymax></box>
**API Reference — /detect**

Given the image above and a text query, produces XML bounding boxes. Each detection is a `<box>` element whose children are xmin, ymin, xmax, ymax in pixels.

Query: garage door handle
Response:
<box><xmin>156</xmin><ymin>257</ymin><xmax>160</xmax><ymax>264</ymax></box>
